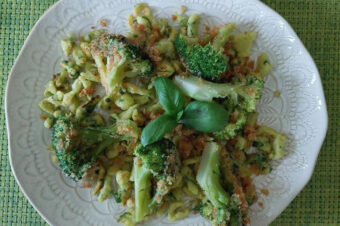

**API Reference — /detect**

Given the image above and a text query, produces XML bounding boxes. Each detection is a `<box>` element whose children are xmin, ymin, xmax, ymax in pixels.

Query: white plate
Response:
<box><xmin>5</xmin><ymin>0</ymin><xmax>328</xmax><ymax>225</ymax></box>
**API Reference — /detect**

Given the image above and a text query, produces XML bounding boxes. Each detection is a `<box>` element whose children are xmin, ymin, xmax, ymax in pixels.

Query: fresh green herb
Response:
<box><xmin>176</xmin><ymin>110</ymin><xmax>184</xmax><ymax>121</ymax></box>
<box><xmin>141</xmin><ymin>114</ymin><xmax>177</xmax><ymax>146</ymax></box>
<box><xmin>141</xmin><ymin>78</ymin><xmax>229</xmax><ymax>145</ymax></box>
<box><xmin>180</xmin><ymin>101</ymin><xmax>229</xmax><ymax>133</ymax></box>
<box><xmin>154</xmin><ymin>77</ymin><xmax>185</xmax><ymax>116</ymax></box>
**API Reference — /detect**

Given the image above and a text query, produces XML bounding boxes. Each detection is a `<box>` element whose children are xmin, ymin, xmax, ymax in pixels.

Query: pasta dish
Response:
<box><xmin>39</xmin><ymin>3</ymin><xmax>286</xmax><ymax>226</ymax></box>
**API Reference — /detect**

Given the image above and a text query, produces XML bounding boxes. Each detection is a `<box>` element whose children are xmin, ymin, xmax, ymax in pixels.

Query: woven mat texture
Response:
<box><xmin>0</xmin><ymin>0</ymin><xmax>339</xmax><ymax>225</ymax></box>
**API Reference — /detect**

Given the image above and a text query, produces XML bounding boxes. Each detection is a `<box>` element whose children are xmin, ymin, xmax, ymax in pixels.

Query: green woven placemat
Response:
<box><xmin>0</xmin><ymin>0</ymin><xmax>339</xmax><ymax>225</ymax></box>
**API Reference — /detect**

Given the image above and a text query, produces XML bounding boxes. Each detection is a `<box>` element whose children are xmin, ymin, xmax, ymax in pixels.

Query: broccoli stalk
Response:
<box><xmin>196</xmin><ymin>142</ymin><xmax>235</xmax><ymax>225</ymax></box>
<box><xmin>196</xmin><ymin>142</ymin><xmax>229</xmax><ymax>207</ymax></box>
<box><xmin>133</xmin><ymin>157</ymin><xmax>152</xmax><ymax>222</ymax></box>
<box><xmin>90</xmin><ymin>34</ymin><xmax>152</xmax><ymax>95</ymax></box>
<box><xmin>52</xmin><ymin>115</ymin><xmax>131</xmax><ymax>181</ymax></box>
<box><xmin>174</xmin><ymin>75</ymin><xmax>264</xmax><ymax>113</ymax></box>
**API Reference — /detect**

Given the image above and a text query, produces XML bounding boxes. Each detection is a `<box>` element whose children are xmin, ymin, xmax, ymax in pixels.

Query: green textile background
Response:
<box><xmin>0</xmin><ymin>0</ymin><xmax>338</xmax><ymax>225</ymax></box>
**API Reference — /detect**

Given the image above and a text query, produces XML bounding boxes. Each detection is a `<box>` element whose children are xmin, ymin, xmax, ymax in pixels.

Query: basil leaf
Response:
<box><xmin>141</xmin><ymin>114</ymin><xmax>177</xmax><ymax>146</ymax></box>
<box><xmin>176</xmin><ymin>110</ymin><xmax>184</xmax><ymax>121</ymax></box>
<box><xmin>180</xmin><ymin>101</ymin><xmax>229</xmax><ymax>133</ymax></box>
<box><xmin>154</xmin><ymin>77</ymin><xmax>185</xmax><ymax>116</ymax></box>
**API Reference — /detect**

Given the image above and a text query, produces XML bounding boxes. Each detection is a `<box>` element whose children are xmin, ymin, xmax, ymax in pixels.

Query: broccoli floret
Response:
<box><xmin>214</xmin><ymin>109</ymin><xmax>247</xmax><ymax>140</ymax></box>
<box><xmin>195</xmin><ymin>200</ymin><xmax>232</xmax><ymax>226</ymax></box>
<box><xmin>133</xmin><ymin>139</ymin><xmax>180</xmax><ymax>218</ymax></box>
<box><xmin>135</xmin><ymin>139</ymin><xmax>179</xmax><ymax>181</ymax></box>
<box><xmin>174</xmin><ymin>75</ymin><xmax>264</xmax><ymax>113</ymax></box>
<box><xmin>52</xmin><ymin>115</ymin><xmax>129</xmax><ymax>181</ymax></box>
<box><xmin>90</xmin><ymin>33</ymin><xmax>152</xmax><ymax>95</ymax></box>
<box><xmin>174</xmin><ymin>34</ymin><xmax>228</xmax><ymax>81</ymax></box>
<box><xmin>254</xmin><ymin>126</ymin><xmax>286</xmax><ymax>160</ymax></box>
<box><xmin>195</xmin><ymin>200</ymin><xmax>214</xmax><ymax>221</ymax></box>
<box><xmin>195</xmin><ymin>195</ymin><xmax>243</xmax><ymax>226</ymax></box>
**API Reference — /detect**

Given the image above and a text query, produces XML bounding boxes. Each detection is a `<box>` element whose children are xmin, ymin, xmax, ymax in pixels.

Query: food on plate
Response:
<box><xmin>39</xmin><ymin>3</ymin><xmax>286</xmax><ymax>226</ymax></box>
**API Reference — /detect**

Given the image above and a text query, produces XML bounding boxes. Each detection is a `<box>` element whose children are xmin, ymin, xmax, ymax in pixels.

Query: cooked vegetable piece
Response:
<box><xmin>52</xmin><ymin>115</ymin><xmax>134</xmax><ymax>181</ymax></box>
<box><xmin>90</xmin><ymin>34</ymin><xmax>152</xmax><ymax>95</ymax></box>
<box><xmin>133</xmin><ymin>139</ymin><xmax>180</xmax><ymax>221</ymax></box>
<box><xmin>135</xmin><ymin>139</ymin><xmax>180</xmax><ymax>210</ymax></box>
<box><xmin>214</xmin><ymin>109</ymin><xmax>247</xmax><ymax>140</ymax></box>
<box><xmin>174</xmin><ymin>33</ymin><xmax>228</xmax><ymax>81</ymax></box>
<box><xmin>133</xmin><ymin>156</ymin><xmax>152</xmax><ymax>222</ymax></box>
<box><xmin>196</xmin><ymin>142</ymin><xmax>244</xmax><ymax>225</ymax></box>
<box><xmin>174</xmin><ymin>75</ymin><xmax>264</xmax><ymax>113</ymax></box>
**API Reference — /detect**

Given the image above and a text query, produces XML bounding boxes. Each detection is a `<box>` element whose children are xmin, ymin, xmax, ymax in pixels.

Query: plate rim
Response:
<box><xmin>253</xmin><ymin>0</ymin><xmax>329</xmax><ymax>220</ymax></box>
<box><xmin>5</xmin><ymin>1</ymin><xmax>64</xmax><ymax>225</ymax></box>
<box><xmin>5</xmin><ymin>0</ymin><xmax>328</xmax><ymax>225</ymax></box>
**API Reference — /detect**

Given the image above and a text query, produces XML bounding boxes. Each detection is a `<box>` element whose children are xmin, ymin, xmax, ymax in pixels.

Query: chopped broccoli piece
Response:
<box><xmin>90</xmin><ymin>33</ymin><xmax>152</xmax><ymax>95</ymax></box>
<box><xmin>174</xmin><ymin>75</ymin><xmax>264</xmax><ymax>113</ymax></box>
<box><xmin>52</xmin><ymin>115</ymin><xmax>130</xmax><ymax>181</ymax></box>
<box><xmin>174</xmin><ymin>34</ymin><xmax>228</xmax><ymax>81</ymax></box>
